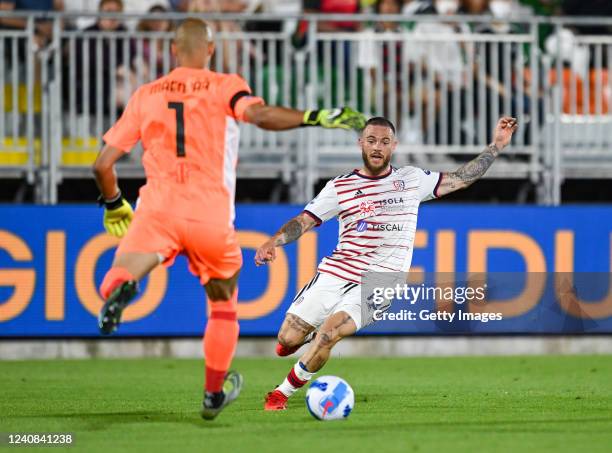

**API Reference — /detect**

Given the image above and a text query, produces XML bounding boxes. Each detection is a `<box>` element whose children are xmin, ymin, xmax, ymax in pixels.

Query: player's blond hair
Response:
<box><xmin>174</xmin><ymin>18</ymin><xmax>214</xmax><ymax>56</ymax></box>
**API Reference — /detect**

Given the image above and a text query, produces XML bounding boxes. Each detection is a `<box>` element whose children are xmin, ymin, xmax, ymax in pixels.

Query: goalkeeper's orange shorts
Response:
<box><xmin>115</xmin><ymin>209</ymin><xmax>242</xmax><ymax>284</ymax></box>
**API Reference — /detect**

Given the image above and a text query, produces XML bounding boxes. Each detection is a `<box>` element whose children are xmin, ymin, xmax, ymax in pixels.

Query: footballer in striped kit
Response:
<box><xmin>255</xmin><ymin>115</ymin><xmax>518</xmax><ymax>411</ymax></box>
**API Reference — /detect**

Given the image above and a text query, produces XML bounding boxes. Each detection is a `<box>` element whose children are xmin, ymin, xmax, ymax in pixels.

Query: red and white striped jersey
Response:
<box><xmin>303</xmin><ymin>166</ymin><xmax>441</xmax><ymax>284</ymax></box>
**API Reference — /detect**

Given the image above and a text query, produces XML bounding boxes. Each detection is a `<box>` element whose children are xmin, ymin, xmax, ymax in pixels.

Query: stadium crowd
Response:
<box><xmin>2</xmin><ymin>1</ymin><xmax>610</xmax><ymax>39</ymax></box>
<box><xmin>0</xmin><ymin>1</ymin><xmax>610</xmax><ymax>144</ymax></box>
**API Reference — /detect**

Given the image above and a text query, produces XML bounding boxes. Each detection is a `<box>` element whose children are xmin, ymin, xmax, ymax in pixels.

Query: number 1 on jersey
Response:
<box><xmin>168</xmin><ymin>102</ymin><xmax>185</xmax><ymax>157</ymax></box>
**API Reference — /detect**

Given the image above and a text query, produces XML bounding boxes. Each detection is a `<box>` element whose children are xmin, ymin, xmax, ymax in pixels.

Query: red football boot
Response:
<box><xmin>264</xmin><ymin>389</ymin><xmax>288</xmax><ymax>411</ymax></box>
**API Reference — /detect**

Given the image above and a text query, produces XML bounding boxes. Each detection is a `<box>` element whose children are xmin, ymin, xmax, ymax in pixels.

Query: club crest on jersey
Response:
<box><xmin>356</xmin><ymin>220</ymin><xmax>368</xmax><ymax>232</ymax></box>
<box><xmin>358</xmin><ymin>200</ymin><xmax>376</xmax><ymax>218</ymax></box>
<box><xmin>393</xmin><ymin>180</ymin><xmax>406</xmax><ymax>192</ymax></box>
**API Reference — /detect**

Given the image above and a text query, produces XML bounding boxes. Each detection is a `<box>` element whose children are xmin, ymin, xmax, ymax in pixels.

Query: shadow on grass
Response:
<box><xmin>10</xmin><ymin>409</ymin><xmax>612</xmax><ymax>435</ymax></box>
<box><xmin>10</xmin><ymin>410</ymin><xmax>233</xmax><ymax>430</ymax></box>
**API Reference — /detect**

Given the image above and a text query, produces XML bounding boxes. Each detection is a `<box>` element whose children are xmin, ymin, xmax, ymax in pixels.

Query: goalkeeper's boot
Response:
<box><xmin>264</xmin><ymin>388</ymin><xmax>288</xmax><ymax>411</ymax></box>
<box><xmin>275</xmin><ymin>331</ymin><xmax>317</xmax><ymax>357</ymax></box>
<box><xmin>200</xmin><ymin>371</ymin><xmax>244</xmax><ymax>420</ymax></box>
<box><xmin>98</xmin><ymin>280</ymin><xmax>138</xmax><ymax>335</ymax></box>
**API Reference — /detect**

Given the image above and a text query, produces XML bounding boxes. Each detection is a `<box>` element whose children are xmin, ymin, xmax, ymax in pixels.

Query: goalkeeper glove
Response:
<box><xmin>98</xmin><ymin>191</ymin><xmax>134</xmax><ymax>238</ymax></box>
<box><xmin>302</xmin><ymin>107</ymin><xmax>366</xmax><ymax>132</ymax></box>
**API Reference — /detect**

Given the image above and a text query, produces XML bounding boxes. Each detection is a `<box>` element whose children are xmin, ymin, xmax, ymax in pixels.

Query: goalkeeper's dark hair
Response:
<box><xmin>364</xmin><ymin>117</ymin><xmax>396</xmax><ymax>135</ymax></box>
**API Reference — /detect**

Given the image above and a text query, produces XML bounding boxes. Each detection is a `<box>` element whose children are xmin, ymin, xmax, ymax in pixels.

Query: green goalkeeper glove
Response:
<box><xmin>98</xmin><ymin>192</ymin><xmax>134</xmax><ymax>238</ymax></box>
<box><xmin>302</xmin><ymin>107</ymin><xmax>366</xmax><ymax>132</ymax></box>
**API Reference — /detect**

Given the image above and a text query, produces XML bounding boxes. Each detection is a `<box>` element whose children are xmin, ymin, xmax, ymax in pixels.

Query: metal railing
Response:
<box><xmin>0</xmin><ymin>12</ymin><xmax>611</xmax><ymax>204</ymax></box>
<box><xmin>0</xmin><ymin>16</ymin><xmax>36</xmax><ymax>186</ymax></box>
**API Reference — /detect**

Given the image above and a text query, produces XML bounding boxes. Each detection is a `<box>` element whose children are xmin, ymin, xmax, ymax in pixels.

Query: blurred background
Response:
<box><xmin>0</xmin><ymin>0</ymin><xmax>611</xmax><ymax>205</ymax></box>
<box><xmin>1</xmin><ymin>1</ymin><xmax>611</xmax><ymax>356</ymax></box>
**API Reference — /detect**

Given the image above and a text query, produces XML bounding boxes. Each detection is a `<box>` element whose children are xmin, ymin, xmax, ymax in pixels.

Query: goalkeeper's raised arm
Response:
<box><xmin>244</xmin><ymin>105</ymin><xmax>365</xmax><ymax>132</ymax></box>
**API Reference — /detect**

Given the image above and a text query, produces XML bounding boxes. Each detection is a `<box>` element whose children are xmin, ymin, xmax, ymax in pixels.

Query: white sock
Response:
<box><xmin>277</xmin><ymin>361</ymin><xmax>315</xmax><ymax>397</ymax></box>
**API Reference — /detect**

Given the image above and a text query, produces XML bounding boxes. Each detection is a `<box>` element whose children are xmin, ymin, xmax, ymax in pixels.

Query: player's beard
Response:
<box><xmin>361</xmin><ymin>148</ymin><xmax>391</xmax><ymax>175</ymax></box>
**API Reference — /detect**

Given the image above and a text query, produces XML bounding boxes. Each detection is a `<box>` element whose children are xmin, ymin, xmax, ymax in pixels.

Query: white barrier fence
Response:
<box><xmin>0</xmin><ymin>12</ymin><xmax>611</xmax><ymax>204</ymax></box>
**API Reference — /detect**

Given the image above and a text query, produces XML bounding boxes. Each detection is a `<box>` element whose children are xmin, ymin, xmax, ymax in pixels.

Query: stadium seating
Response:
<box><xmin>0</xmin><ymin>11</ymin><xmax>611</xmax><ymax>204</ymax></box>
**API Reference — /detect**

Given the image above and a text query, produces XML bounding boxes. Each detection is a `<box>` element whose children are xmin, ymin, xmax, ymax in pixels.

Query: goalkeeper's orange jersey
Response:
<box><xmin>103</xmin><ymin>66</ymin><xmax>264</xmax><ymax>226</ymax></box>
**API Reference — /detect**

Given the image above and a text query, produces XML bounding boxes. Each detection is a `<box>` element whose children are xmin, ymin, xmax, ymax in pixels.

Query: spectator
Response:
<box><xmin>403</xmin><ymin>0</ymin><xmax>471</xmax><ymax>144</ymax></box>
<box><xmin>402</xmin><ymin>0</ymin><xmax>434</xmax><ymax>15</ymax></box>
<box><xmin>517</xmin><ymin>1</ymin><xmax>559</xmax><ymax>49</ymax></box>
<box><xmin>63</xmin><ymin>0</ymin><xmax>97</xmax><ymax>30</ymax></box>
<box><xmin>460</xmin><ymin>0</ymin><xmax>526</xmax><ymax>23</ymax></box>
<box><xmin>459</xmin><ymin>0</ymin><xmax>487</xmax><ymax>14</ymax></box>
<box><xmin>188</xmin><ymin>0</ymin><xmax>247</xmax><ymax>72</ymax></box>
<box><xmin>375</xmin><ymin>0</ymin><xmax>404</xmax><ymax>31</ymax></box>
<box><xmin>293</xmin><ymin>0</ymin><xmax>360</xmax><ymax>48</ymax></box>
<box><xmin>169</xmin><ymin>0</ymin><xmax>188</xmax><ymax>10</ymax></box>
<box><xmin>188</xmin><ymin>0</ymin><xmax>246</xmax><ymax>12</ymax></box>
<box><xmin>133</xmin><ymin>4</ymin><xmax>175</xmax><ymax>78</ymax></box>
<box><xmin>114</xmin><ymin>4</ymin><xmax>175</xmax><ymax>109</ymax></box>
<box><xmin>245</xmin><ymin>0</ymin><xmax>301</xmax><ymax>17</ymax></box>
<box><xmin>410</xmin><ymin>0</ymin><xmax>468</xmax><ymax>84</ymax></box>
<box><xmin>358</xmin><ymin>0</ymin><xmax>404</xmax><ymax>122</ymax></box>
<box><xmin>545</xmin><ymin>28</ymin><xmax>609</xmax><ymax>115</ymax></box>
<box><xmin>70</xmin><ymin>0</ymin><xmax>127</xmax><ymax>118</ymax></box>
<box><xmin>122</xmin><ymin>0</ymin><xmax>171</xmax><ymax>30</ymax></box>
<box><xmin>125</xmin><ymin>0</ymin><xmax>171</xmax><ymax>10</ymax></box>
<box><xmin>431</xmin><ymin>0</ymin><xmax>459</xmax><ymax>15</ymax></box>
<box><xmin>463</xmin><ymin>0</ymin><xmax>540</xmax><ymax>143</ymax></box>
<box><xmin>488</xmin><ymin>0</ymin><xmax>511</xmax><ymax>18</ymax></box>
<box><xmin>562</xmin><ymin>0</ymin><xmax>612</xmax><ymax>68</ymax></box>
<box><xmin>291</xmin><ymin>0</ymin><xmax>361</xmax><ymax>110</ymax></box>
<box><xmin>242</xmin><ymin>1</ymin><xmax>290</xmax><ymax>105</ymax></box>
<box><xmin>0</xmin><ymin>0</ymin><xmax>64</xmax><ymax>56</ymax></box>
<box><xmin>244</xmin><ymin>0</ymin><xmax>290</xmax><ymax>34</ymax></box>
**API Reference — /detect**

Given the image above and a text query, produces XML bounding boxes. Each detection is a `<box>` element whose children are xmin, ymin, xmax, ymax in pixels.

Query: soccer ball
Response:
<box><xmin>305</xmin><ymin>375</ymin><xmax>354</xmax><ymax>420</ymax></box>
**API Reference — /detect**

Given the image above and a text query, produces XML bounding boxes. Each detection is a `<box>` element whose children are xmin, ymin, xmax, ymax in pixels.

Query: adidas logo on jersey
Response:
<box><xmin>354</xmin><ymin>189</ymin><xmax>364</xmax><ymax>196</ymax></box>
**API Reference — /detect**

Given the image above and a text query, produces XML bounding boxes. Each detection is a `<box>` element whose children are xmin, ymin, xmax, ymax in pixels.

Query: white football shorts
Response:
<box><xmin>286</xmin><ymin>272</ymin><xmax>368</xmax><ymax>330</ymax></box>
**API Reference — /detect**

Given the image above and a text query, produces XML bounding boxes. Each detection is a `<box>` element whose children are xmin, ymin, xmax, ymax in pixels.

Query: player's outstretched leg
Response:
<box><xmin>98</xmin><ymin>253</ymin><xmax>160</xmax><ymax>335</ymax></box>
<box><xmin>275</xmin><ymin>314</ymin><xmax>316</xmax><ymax>357</ymax></box>
<box><xmin>200</xmin><ymin>272</ymin><xmax>243</xmax><ymax>420</ymax></box>
<box><xmin>265</xmin><ymin>311</ymin><xmax>356</xmax><ymax>411</ymax></box>
<box><xmin>99</xmin><ymin>276</ymin><xmax>138</xmax><ymax>335</ymax></box>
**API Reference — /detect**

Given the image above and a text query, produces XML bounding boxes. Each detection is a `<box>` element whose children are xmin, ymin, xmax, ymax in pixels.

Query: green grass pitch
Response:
<box><xmin>1</xmin><ymin>355</ymin><xmax>611</xmax><ymax>452</ymax></box>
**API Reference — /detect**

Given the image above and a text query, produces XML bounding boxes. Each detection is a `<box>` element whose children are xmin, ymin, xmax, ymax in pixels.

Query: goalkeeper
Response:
<box><xmin>93</xmin><ymin>18</ymin><xmax>365</xmax><ymax>421</ymax></box>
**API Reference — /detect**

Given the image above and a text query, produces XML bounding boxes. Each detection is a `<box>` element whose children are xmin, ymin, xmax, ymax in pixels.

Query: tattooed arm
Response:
<box><xmin>435</xmin><ymin>116</ymin><xmax>518</xmax><ymax>197</ymax></box>
<box><xmin>255</xmin><ymin>212</ymin><xmax>318</xmax><ymax>266</ymax></box>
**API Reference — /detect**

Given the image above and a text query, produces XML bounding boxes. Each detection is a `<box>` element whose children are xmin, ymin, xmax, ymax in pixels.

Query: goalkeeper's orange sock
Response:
<box><xmin>99</xmin><ymin>267</ymin><xmax>135</xmax><ymax>299</ymax></box>
<box><xmin>204</xmin><ymin>289</ymin><xmax>239</xmax><ymax>393</ymax></box>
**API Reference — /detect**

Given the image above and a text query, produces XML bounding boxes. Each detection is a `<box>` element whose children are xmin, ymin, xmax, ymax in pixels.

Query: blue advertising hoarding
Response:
<box><xmin>0</xmin><ymin>205</ymin><xmax>611</xmax><ymax>337</ymax></box>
